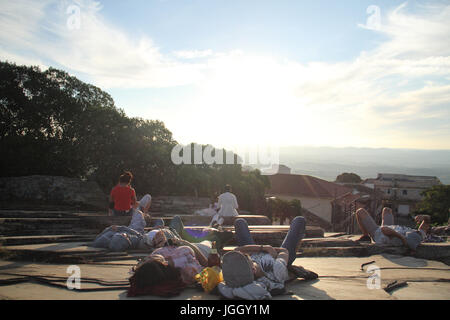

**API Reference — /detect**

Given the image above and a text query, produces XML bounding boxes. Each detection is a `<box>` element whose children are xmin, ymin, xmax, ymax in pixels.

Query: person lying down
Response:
<box><xmin>90</xmin><ymin>214</ymin><xmax>233</xmax><ymax>252</ymax></box>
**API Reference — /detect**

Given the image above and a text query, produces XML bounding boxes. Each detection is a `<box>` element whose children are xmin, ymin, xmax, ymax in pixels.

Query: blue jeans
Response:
<box><xmin>91</xmin><ymin>226</ymin><xmax>142</xmax><ymax>250</ymax></box>
<box><xmin>234</xmin><ymin>216</ymin><xmax>306</xmax><ymax>265</ymax></box>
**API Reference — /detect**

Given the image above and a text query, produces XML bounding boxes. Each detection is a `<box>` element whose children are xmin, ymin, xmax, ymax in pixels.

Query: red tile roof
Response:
<box><xmin>266</xmin><ymin>174</ymin><xmax>352</xmax><ymax>199</ymax></box>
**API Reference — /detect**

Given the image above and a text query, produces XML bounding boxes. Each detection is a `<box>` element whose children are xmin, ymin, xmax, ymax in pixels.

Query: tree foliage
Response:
<box><xmin>414</xmin><ymin>185</ymin><xmax>450</xmax><ymax>225</ymax></box>
<box><xmin>0</xmin><ymin>62</ymin><xmax>269</xmax><ymax>212</ymax></box>
<box><xmin>336</xmin><ymin>172</ymin><xmax>362</xmax><ymax>183</ymax></box>
<box><xmin>266</xmin><ymin>197</ymin><xmax>302</xmax><ymax>224</ymax></box>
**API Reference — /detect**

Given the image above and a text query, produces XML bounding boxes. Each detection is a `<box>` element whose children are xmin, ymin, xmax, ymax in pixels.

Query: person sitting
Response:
<box><xmin>218</xmin><ymin>216</ymin><xmax>318</xmax><ymax>300</ymax></box>
<box><xmin>109</xmin><ymin>171</ymin><xmax>137</xmax><ymax>216</ymax></box>
<box><xmin>211</xmin><ymin>185</ymin><xmax>239</xmax><ymax>228</ymax></box>
<box><xmin>195</xmin><ymin>195</ymin><xmax>219</xmax><ymax>217</ymax></box>
<box><xmin>355</xmin><ymin>207</ymin><xmax>429</xmax><ymax>252</ymax></box>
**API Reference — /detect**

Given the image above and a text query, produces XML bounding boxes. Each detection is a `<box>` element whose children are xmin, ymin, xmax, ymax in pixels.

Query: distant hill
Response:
<box><xmin>262</xmin><ymin>146</ymin><xmax>450</xmax><ymax>184</ymax></box>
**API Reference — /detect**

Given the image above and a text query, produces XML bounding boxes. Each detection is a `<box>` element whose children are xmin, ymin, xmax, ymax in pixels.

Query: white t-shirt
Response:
<box><xmin>250</xmin><ymin>253</ymin><xmax>289</xmax><ymax>290</ymax></box>
<box><xmin>374</xmin><ymin>225</ymin><xmax>425</xmax><ymax>246</ymax></box>
<box><xmin>218</xmin><ymin>192</ymin><xmax>239</xmax><ymax>217</ymax></box>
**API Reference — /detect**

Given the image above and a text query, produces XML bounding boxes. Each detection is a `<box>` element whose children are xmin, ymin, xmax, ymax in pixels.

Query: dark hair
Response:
<box><xmin>132</xmin><ymin>257</ymin><xmax>180</xmax><ymax>289</ymax></box>
<box><xmin>224</xmin><ymin>184</ymin><xmax>232</xmax><ymax>192</ymax></box>
<box><xmin>119</xmin><ymin>171</ymin><xmax>133</xmax><ymax>184</ymax></box>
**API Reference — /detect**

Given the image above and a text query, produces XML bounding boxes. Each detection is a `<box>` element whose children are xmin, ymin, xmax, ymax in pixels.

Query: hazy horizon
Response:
<box><xmin>268</xmin><ymin>145</ymin><xmax>450</xmax><ymax>184</ymax></box>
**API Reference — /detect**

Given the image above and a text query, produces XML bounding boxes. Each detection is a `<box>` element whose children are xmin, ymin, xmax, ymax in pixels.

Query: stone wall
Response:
<box><xmin>148</xmin><ymin>196</ymin><xmax>212</xmax><ymax>215</ymax></box>
<box><xmin>0</xmin><ymin>176</ymin><xmax>107</xmax><ymax>209</ymax></box>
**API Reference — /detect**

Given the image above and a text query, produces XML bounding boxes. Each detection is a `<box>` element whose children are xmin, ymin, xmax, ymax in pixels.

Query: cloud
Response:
<box><xmin>0</xmin><ymin>0</ymin><xmax>206</xmax><ymax>88</ymax></box>
<box><xmin>1</xmin><ymin>1</ymin><xmax>449</xmax><ymax>148</ymax></box>
<box><xmin>173</xmin><ymin>49</ymin><xmax>213</xmax><ymax>59</ymax></box>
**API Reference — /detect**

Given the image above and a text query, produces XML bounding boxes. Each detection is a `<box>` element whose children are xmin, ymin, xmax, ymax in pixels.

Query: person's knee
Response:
<box><xmin>382</xmin><ymin>207</ymin><xmax>392</xmax><ymax>216</ymax></box>
<box><xmin>172</xmin><ymin>215</ymin><xmax>182</xmax><ymax>224</ymax></box>
<box><xmin>356</xmin><ymin>208</ymin><xmax>368</xmax><ymax>217</ymax></box>
<box><xmin>234</xmin><ymin>218</ymin><xmax>248</xmax><ymax>228</ymax></box>
<box><xmin>292</xmin><ymin>216</ymin><xmax>306</xmax><ymax>229</ymax></box>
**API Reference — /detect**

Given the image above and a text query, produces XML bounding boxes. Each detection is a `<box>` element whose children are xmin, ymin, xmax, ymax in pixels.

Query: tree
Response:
<box><xmin>336</xmin><ymin>172</ymin><xmax>362</xmax><ymax>183</ymax></box>
<box><xmin>0</xmin><ymin>61</ymin><xmax>177</xmax><ymax>195</ymax></box>
<box><xmin>414</xmin><ymin>185</ymin><xmax>450</xmax><ymax>225</ymax></box>
<box><xmin>0</xmin><ymin>61</ymin><xmax>125</xmax><ymax>178</ymax></box>
<box><xmin>0</xmin><ymin>61</ymin><xmax>271</xmax><ymax>212</ymax></box>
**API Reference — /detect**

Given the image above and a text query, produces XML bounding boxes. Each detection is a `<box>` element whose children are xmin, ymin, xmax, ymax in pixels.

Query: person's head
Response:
<box><xmin>405</xmin><ymin>231</ymin><xmax>422</xmax><ymax>251</ymax></box>
<box><xmin>144</xmin><ymin>229</ymin><xmax>167</xmax><ymax>248</ymax></box>
<box><xmin>221</xmin><ymin>251</ymin><xmax>255</xmax><ymax>288</ymax></box>
<box><xmin>382</xmin><ymin>207</ymin><xmax>393</xmax><ymax>215</ymax></box>
<box><xmin>119</xmin><ymin>171</ymin><xmax>133</xmax><ymax>185</ymax></box>
<box><xmin>224</xmin><ymin>184</ymin><xmax>232</xmax><ymax>193</ymax></box>
<box><xmin>131</xmin><ymin>255</ymin><xmax>180</xmax><ymax>289</ymax></box>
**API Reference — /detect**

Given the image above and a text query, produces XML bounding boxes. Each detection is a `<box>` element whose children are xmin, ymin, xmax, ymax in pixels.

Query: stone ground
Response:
<box><xmin>0</xmin><ymin>254</ymin><xmax>449</xmax><ymax>300</ymax></box>
<box><xmin>0</xmin><ymin>209</ymin><xmax>449</xmax><ymax>300</ymax></box>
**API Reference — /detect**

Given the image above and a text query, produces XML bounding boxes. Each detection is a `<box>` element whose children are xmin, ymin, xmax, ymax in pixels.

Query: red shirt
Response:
<box><xmin>110</xmin><ymin>185</ymin><xmax>136</xmax><ymax>211</ymax></box>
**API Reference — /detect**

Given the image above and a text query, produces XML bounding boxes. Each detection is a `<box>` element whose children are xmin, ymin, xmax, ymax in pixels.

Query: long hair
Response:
<box><xmin>128</xmin><ymin>256</ymin><xmax>185</xmax><ymax>297</ymax></box>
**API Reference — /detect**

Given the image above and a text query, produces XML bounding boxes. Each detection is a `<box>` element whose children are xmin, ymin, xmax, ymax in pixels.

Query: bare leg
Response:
<box><xmin>355</xmin><ymin>208</ymin><xmax>370</xmax><ymax>236</ymax></box>
<box><xmin>381</xmin><ymin>207</ymin><xmax>395</xmax><ymax>226</ymax></box>
<box><xmin>355</xmin><ymin>208</ymin><xmax>379</xmax><ymax>240</ymax></box>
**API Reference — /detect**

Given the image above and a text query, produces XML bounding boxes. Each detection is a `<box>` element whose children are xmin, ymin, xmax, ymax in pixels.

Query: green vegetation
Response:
<box><xmin>266</xmin><ymin>197</ymin><xmax>302</xmax><ymax>224</ymax></box>
<box><xmin>0</xmin><ymin>61</ymin><xmax>269</xmax><ymax>212</ymax></box>
<box><xmin>414</xmin><ymin>185</ymin><xmax>450</xmax><ymax>225</ymax></box>
<box><xmin>335</xmin><ymin>172</ymin><xmax>362</xmax><ymax>183</ymax></box>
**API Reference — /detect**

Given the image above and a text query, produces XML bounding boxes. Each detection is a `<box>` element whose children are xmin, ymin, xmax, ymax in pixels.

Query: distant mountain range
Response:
<box><xmin>259</xmin><ymin>146</ymin><xmax>450</xmax><ymax>184</ymax></box>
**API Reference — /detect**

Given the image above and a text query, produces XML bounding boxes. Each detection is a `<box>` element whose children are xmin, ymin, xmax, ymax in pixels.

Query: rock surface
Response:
<box><xmin>0</xmin><ymin>176</ymin><xmax>107</xmax><ymax>209</ymax></box>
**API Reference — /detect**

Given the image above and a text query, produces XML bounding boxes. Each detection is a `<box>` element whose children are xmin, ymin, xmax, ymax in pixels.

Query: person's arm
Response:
<box><xmin>274</xmin><ymin>247</ymin><xmax>289</xmax><ymax>265</ymax></box>
<box><xmin>173</xmin><ymin>238</ymin><xmax>208</xmax><ymax>267</ymax></box>
<box><xmin>380</xmin><ymin>227</ymin><xmax>408</xmax><ymax>247</ymax></box>
<box><xmin>415</xmin><ymin>215</ymin><xmax>431</xmax><ymax>234</ymax></box>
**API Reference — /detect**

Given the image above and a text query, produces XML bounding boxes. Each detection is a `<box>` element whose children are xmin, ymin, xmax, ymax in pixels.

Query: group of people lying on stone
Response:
<box><xmin>92</xmin><ymin>171</ymin><xmax>437</xmax><ymax>300</ymax></box>
<box><xmin>113</xmin><ymin>216</ymin><xmax>318</xmax><ymax>299</ymax></box>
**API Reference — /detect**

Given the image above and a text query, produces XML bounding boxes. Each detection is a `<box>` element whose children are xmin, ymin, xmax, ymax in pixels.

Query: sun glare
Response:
<box><xmin>177</xmin><ymin>53</ymin><xmax>330</xmax><ymax>148</ymax></box>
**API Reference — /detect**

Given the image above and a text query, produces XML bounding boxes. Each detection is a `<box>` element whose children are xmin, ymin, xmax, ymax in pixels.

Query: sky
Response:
<box><xmin>1</xmin><ymin>0</ymin><xmax>450</xmax><ymax>151</ymax></box>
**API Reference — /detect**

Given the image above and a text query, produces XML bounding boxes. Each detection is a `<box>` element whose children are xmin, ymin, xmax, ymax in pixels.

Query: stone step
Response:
<box><xmin>0</xmin><ymin>210</ymin><xmax>82</xmax><ymax>218</ymax></box>
<box><xmin>0</xmin><ymin>218</ymin><xmax>87</xmax><ymax>236</ymax></box>
<box><xmin>0</xmin><ymin>235</ymin><xmax>95</xmax><ymax>246</ymax></box>
<box><xmin>0</xmin><ymin>226</ymin><xmax>324</xmax><ymax>246</ymax></box>
<box><xmin>0</xmin><ymin>214</ymin><xmax>276</xmax><ymax>236</ymax></box>
<box><xmin>2</xmin><ymin>240</ymin><xmax>448</xmax><ymax>265</ymax></box>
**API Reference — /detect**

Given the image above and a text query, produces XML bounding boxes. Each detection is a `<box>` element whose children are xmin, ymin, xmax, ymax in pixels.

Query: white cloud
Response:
<box><xmin>1</xmin><ymin>1</ymin><xmax>449</xmax><ymax>148</ymax></box>
<box><xmin>0</xmin><ymin>0</ymin><xmax>206</xmax><ymax>88</ymax></box>
<box><xmin>173</xmin><ymin>49</ymin><xmax>213</xmax><ymax>59</ymax></box>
